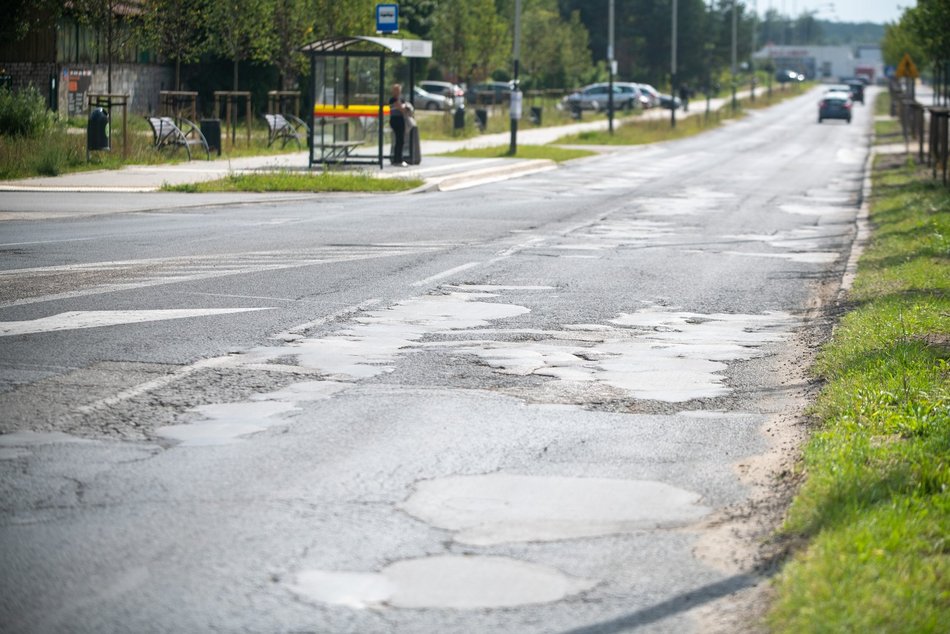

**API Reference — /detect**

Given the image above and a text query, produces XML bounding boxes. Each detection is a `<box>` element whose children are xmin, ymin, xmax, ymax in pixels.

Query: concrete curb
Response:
<box><xmin>418</xmin><ymin>159</ymin><xmax>557</xmax><ymax>193</ymax></box>
<box><xmin>837</xmin><ymin>131</ymin><xmax>877</xmax><ymax>301</ymax></box>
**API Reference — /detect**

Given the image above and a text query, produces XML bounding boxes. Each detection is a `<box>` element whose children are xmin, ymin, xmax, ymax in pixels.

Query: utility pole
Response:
<box><xmin>671</xmin><ymin>0</ymin><xmax>678</xmax><ymax>128</ymax></box>
<box><xmin>608</xmin><ymin>0</ymin><xmax>615</xmax><ymax>135</ymax></box>
<box><xmin>509</xmin><ymin>0</ymin><xmax>522</xmax><ymax>155</ymax></box>
<box><xmin>750</xmin><ymin>0</ymin><xmax>757</xmax><ymax>102</ymax></box>
<box><xmin>731</xmin><ymin>0</ymin><xmax>738</xmax><ymax>110</ymax></box>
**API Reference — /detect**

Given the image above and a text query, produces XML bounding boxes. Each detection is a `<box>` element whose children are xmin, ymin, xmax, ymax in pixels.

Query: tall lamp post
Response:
<box><xmin>731</xmin><ymin>0</ymin><xmax>738</xmax><ymax>110</ymax></box>
<box><xmin>671</xmin><ymin>0</ymin><xmax>678</xmax><ymax>128</ymax></box>
<box><xmin>509</xmin><ymin>0</ymin><xmax>522</xmax><ymax>155</ymax></box>
<box><xmin>608</xmin><ymin>0</ymin><xmax>615</xmax><ymax>135</ymax></box>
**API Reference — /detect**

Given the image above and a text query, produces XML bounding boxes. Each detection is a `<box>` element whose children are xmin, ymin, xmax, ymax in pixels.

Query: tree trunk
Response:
<box><xmin>233</xmin><ymin>57</ymin><xmax>239</xmax><ymax>92</ymax></box>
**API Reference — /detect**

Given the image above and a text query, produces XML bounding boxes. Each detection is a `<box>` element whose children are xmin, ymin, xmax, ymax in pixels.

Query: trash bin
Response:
<box><xmin>474</xmin><ymin>108</ymin><xmax>488</xmax><ymax>131</ymax></box>
<box><xmin>87</xmin><ymin>108</ymin><xmax>110</xmax><ymax>157</ymax></box>
<box><xmin>453</xmin><ymin>106</ymin><xmax>466</xmax><ymax>130</ymax></box>
<box><xmin>530</xmin><ymin>106</ymin><xmax>542</xmax><ymax>126</ymax></box>
<box><xmin>201</xmin><ymin>119</ymin><xmax>221</xmax><ymax>156</ymax></box>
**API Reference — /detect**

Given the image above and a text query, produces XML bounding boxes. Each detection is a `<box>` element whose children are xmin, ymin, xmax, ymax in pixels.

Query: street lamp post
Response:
<box><xmin>608</xmin><ymin>0</ymin><xmax>615</xmax><ymax>135</ymax></box>
<box><xmin>510</xmin><ymin>0</ymin><xmax>521</xmax><ymax>155</ymax></box>
<box><xmin>731</xmin><ymin>0</ymin><xmax>738</xmax><ymax>110</ymax></box>
<box><xmin>671</xmin><ymin>0</ymin><xmax>677</xmax><ymax>128</ymax></box>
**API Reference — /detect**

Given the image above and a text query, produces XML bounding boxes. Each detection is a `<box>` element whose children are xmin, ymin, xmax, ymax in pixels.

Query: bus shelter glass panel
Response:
<box><xmin>312</xmin><ymin>55</ymin><xmax>385</xmax><ymax>166</ymax></box>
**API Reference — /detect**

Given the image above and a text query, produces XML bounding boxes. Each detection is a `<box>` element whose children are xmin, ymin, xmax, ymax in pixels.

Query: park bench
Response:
<box><xmin>263</xmin><ymin>113</ymin><xmax>309</xmax><ymax>148</ymax></box>
<box><xmin>314</xmin><ymin>116</ymin><xmax>366</xmax><ymax>163</ymax></box>
<box><xmin>145</xmin><ymin>116</ymin><xmax>210</xmax><ymax>160</ymax></box>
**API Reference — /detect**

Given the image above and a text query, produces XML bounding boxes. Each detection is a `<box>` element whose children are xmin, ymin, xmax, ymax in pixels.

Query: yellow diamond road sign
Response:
<box><xmin>896</xmin><ymin>53</ymin><xmax>919</xmax><ymax>79</ymax></box>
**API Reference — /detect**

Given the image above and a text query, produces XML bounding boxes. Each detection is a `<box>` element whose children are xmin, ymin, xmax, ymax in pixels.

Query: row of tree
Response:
<box><xmin>8</xmin><ymin>1</ymin><xmax>896</xmax><ymax>98</ymax></box>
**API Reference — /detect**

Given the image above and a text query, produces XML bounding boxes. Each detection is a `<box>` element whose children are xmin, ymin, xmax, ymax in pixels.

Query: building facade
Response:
<box><xmin>753</xmin><ymin>44</ymin><xmax>885</xmax><ymax>83</ymax></box>
<box><xmin>1</xmin><ymin>10</ymin><xmax>171</xmax><ymax>115</ymax></box>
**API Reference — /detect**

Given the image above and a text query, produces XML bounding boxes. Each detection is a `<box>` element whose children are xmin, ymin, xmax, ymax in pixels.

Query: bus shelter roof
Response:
<box><xmin>301</xmin><ymin>36</ymin><xmax>431</xmax><ymax>58</ymax></box>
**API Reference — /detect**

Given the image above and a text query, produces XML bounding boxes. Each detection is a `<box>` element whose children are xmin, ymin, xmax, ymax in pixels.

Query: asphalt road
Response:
<box><xmin>0</xmin><ymin>87</ymin><xmax>871</xmax><ymax>633</ymax></box>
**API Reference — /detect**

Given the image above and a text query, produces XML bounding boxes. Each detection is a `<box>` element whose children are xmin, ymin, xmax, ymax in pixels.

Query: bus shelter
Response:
<box><xmin>302</xmin><ymin>36</ymin><xmax>432</xmax><ymax>169</ymax></box>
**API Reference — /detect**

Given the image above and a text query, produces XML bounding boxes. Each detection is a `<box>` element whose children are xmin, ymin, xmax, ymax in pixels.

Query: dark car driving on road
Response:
<box><xmin>818</xmin><ymin>91</ymin><xmax>852</xmax><ymax>124</ymax></box>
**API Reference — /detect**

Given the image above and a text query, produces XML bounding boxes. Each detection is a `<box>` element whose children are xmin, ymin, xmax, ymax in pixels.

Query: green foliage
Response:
<box><xmin>432</xmin><ymin>0</ymin><xmax>509</xmax><ymax>84</ymax></box>
<box><xmin>882</xmin><ymin>11</ymin><xmax>928</xmax><ymax>68</ymax></box>
<box><xmin>520</xmin><ymin>3</ymin><xmax>593</xmax><ymax>89</ymax></box>
<box><xmin>139</xmin><ymin>0</ymin><xmax>211</xmax><ymax>90</ymax></box>
<box><xmin>206</xmin><ymin>0</ymin><xmax>274</xmax><ymax>90</ymax></box>
<box><xmin>768</xmin><ymin>123</ymin><xmax>950</xmax><ymax>632</ymax></box>
<box><xmin>0</xmin><ymin>87</ymin><xmax>55</xmax><ymax>138</ymax></box>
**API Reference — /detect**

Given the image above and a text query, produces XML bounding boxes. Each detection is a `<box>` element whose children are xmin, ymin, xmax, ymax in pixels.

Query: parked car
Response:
<box><xmin>657</xmin><ymin>93</ymin><xmax>681</xmax><ymax>110</ymax></box>
<box><xmin>776</xmin><ymin>69</ymin><xmax>805</xmax><ymax>83</ymax></box>
<box><xmin>614</xmin><ymin>82</ymin><xmax>646</xmax><ymax>110</ymax></box>
<box><xmin>418</xmin><ymin>81</ymin><xmax>465</xmax><ymax>102</ymax></box>
<box><xmin>412</xmin><ymin>86</ymin><xmax>453</xmax><ymax>111</ymax></box>
<box><xmin>562</xmin><ymin>82</ymin><xmax>640</xmax><ymax>112</ymax></box>
<box><xmin>818</xmin><ymin>91</ymin><xmax>852</xmax><ymax>123</ymax></box>
<box><xmin>467</xmin><ymin>81</ymin><xmax>514</xmax><ymax>105</ymax></box>
<box><xmin>635</xmin><ymin>83</ymin><xmax>661</xmax><ymax>108</ymax></box>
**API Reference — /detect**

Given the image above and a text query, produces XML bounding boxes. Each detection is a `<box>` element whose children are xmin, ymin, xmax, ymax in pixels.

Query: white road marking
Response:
<box><xmin>0</xmin><ymin>246</ymin><xmax>445</xmax><ymax>308</ymax></box>
<box><xmin>410</xmin><ymin>262</ymin><xmax>482</xmax><ymax>287</ymax></box>
<box><xmin>0</xmin><ymin>308</ymin><xmax>273</xmax><ymax>337</ymax></box>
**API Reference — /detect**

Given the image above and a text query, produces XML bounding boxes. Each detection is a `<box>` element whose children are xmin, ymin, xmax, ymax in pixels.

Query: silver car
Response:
<box><xmin>563</xmin><ymin>83</ymin><xmax>639</xmax><ymax>112</ymax></box>
<box><xmin>419</xmin><ymin>81</ymin><xmax>465</xmax><ymax>102</ymax></box>
<box><xmin>412</xmin><ymin>86</ymin><xmax>454</xmax><ymax>111</ymax></box>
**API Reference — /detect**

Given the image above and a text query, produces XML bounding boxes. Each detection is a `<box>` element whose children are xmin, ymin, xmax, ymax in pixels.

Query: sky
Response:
<box><xmin>757</xmin><ymin>0</ymin><xmax>911</xmax><ymax>24</ymax></box>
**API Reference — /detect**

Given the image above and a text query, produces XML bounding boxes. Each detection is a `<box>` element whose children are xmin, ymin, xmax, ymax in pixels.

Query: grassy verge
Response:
<box><xmin>552</xmin><ymin>83</ymin><xmax>808</xmax><ymax>146</ymax></box>
<box><xmin>0</xmin><ymin>116</ymin><xmax>306</xmax><ymax>180</ymax></box>
<box><xmin>767</xmin><ymin>154</ymin><xmax>950</xmax><ymax>631</ymax></box>
<box><xmin>161</xmin><ymin>171</ymin><xmax>422</xmax><ymax>193</ymax></box>
<box><xmin>434</xmin><ymin>144</ymin><xmax>595</xmax><ymax>162</ymax></box>
<box><xmin>873</xmin><ymin>91</ymin><xmax>903</xmax><ymax>146</ymax></box>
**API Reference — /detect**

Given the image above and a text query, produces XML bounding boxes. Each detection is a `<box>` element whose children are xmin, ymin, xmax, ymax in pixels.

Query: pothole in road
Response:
<box><xmin>155</xmin><ymin>401</ymin><xmax>299</xmax><ymax>446</ymax></box>
<box><xmin>287</xmin><ymin>555</ymin><xmax>596</xmax><ymax>609</ymax></box>
<box><xmin>289</xmin><ymin>292</ymin><xmax>531</xmax><ymax>379</ymax></box>
<box><xmin>399</xmin><ymin>473</ymin><xmax>711</xmax><ymax>545</ymax></box>
<box><xmin>457</xmin><ymin>307</ymin><xmax>795</xmax><ymax>403</ymax></box>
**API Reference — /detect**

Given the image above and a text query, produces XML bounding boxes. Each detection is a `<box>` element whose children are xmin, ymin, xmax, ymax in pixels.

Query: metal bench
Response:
<box><xmin>263</xmin><ymin>113</ymin><xmax>309</xmax><ymax>148</ymax></box>
<box><xmin>145</xmin><ymin>116</ymin><xmax>210</xmax><ymax>160</ymax></box>
<box><xmin>314</xmin><ymin>116</ymin><xmax>366</xmax><ymax>163</ymax></box>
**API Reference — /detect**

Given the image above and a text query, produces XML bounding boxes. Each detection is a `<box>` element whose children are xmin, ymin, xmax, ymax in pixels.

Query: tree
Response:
<box><xmin>400</xmin><ymin>0</ymin><xmax>438</xmax><ymax>40</ymax></box>
<box><xmin>72</xmin><ymin>0</ymin><xmax>141</xmax><ymax>93</ymax></box>
<box><xmin>139</xmin><ymin>0</ymin><xmax>210</xmax><ymax>91</ymax></box>
<box><xmin>4</xmin><ymin>0</ymin><xmax>62</xmax><ymax>43</ymax></box>
<box><xmin>493</xmin><ymin>0</ymin><xmax>592</xmax><ymax>89</ymax></box>
<box><xmin>206</xmin><ymin>0</ymin><xmax>273</xmax><ymax>91</ymax></box>
<box><xmin>309</xmin><ymin>0</ymin><xmax>375</xmax><ymax>39</ymax></box>
<box><xmin>431</xmin><ymin>0</ymin><xmax>508</xmax><ymax>84</ymax></box>
<box><xmin>269</xmin><ymin>0</ymin><xmax>316</xmax><ymax>90</ymax></box>
<box><xmin>881</xmin><ymin>10</ymin><xmax>926</xmax><ymax>67</ymax></box>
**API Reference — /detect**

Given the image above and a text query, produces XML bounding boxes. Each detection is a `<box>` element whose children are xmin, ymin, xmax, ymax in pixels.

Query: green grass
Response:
<box><xmin>161</xmin><ymin>171</ymin><xmax>422</xmax><ymax>193</ymax></box>
<box><xmin>0</xmin><ymin>115</ymin><xmax>307</xmax><ymax>180</ymax></box>
<box><xmin>767</xmin><ymin>146</ymin><xmax>950</xmax><ymax>630</ymax></box>
<box><xmin>434</xmin><ymin>144</ymin><xmax>595</xmax><ymax>162</ymax></box>
<box><xmin>552</xmin><ymin>84</ymin><xmax>807</xmax><ymax>146</ymax></box>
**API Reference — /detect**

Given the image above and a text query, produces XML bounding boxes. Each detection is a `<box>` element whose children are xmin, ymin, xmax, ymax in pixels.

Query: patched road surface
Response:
<box><xmin>0</xmin><ymin>87</ymin><xmax>870</xmax><ymax>633</ymax></box>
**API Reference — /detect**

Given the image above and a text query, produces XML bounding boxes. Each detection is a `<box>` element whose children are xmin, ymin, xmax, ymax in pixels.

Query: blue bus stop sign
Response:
<box><xmin>377</xmin><ymin>4</ymin><xmax>398</xmax><ymax>34</ymax></box>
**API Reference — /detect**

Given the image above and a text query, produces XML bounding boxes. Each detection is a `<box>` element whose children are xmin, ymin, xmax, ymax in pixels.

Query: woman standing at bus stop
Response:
<box><xmin>389</xmin><ymin>83</ymin><xmax>408</xmax><ymax>167</ymax></box>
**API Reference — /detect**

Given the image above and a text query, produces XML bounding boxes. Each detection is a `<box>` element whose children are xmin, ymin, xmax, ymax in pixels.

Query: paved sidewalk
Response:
<box><xmin>0</xmin><ymin>90</ymin><xmax>756</xmax><ymax>194</ymax></box>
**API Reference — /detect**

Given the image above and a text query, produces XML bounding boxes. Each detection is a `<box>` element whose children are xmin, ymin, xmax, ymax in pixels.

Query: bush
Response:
<box><xmin>0</xmin><ymin>86</ymin><xmax>55</xmax><ymax>137</ymax></box>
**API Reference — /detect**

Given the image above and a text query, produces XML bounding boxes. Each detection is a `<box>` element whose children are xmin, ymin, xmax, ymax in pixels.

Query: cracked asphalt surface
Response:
<box><xmin>0</xmin><ymin>86</ymin><xmax>871</xmax><ymax>632</ymax></box>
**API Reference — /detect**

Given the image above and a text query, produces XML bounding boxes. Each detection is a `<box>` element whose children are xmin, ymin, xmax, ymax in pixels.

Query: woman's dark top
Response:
<box><xmin>389</xmin><ymin>96</ymin><xmax>404</xmax><ymax>119</ymax></box>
